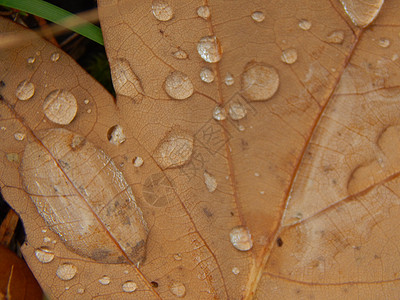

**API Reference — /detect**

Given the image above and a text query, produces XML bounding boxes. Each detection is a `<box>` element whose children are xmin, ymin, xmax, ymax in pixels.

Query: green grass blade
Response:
<box><xmin>0</xmin><ymin>0</ymin><xmax>104</xmax><ymax>45</ymax></box>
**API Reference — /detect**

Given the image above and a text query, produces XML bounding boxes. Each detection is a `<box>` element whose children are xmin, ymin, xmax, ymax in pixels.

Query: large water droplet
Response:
<box><xmin>230</xmin><ymin>226</ymin><xmax>253</xmax><ymax>251</ymax></box>
<box><xmin>35</xmin><ymin>247</ymin><xmax>55</xmax><ymax>263</ymax></box>
<box><xmin>56</xmin><ymin>263</ymin><xmax>77</xmax><ymax>280</ymax></box>
<box><xmin>240</xmin><ymin>62</ymin><xmax>279</xmax><ymax>101</ymax></box>
<box><xmin>50</xmin><ymin>52</ymin><xmax>60</xmax><ymax>62</ymax></box>
<box><xmin>170</xmin><ymin>282</ymin><xmax>186</xmax><ymax>298</ymax></box>
<box><xmin>164</xmin><ymin>71</ymin><xmax>194</xmax><ymax>100</ymax></box>
<box><xmin>212</xmin><ymin>106</ymin><xmax>226</xmax><ymax>121</ymax></box>
<box><xmin>197</xmin><ymin>36</ymin><xmax>222</xmax><ymax>63</ymax></box>
<box><xmin>378</xmin><ymin>38</ymin><xmax>390</xmax><ymax>48</ymax></box>
<box><xmin>43</xmin><ymin>90</ymin><xmax>78</xmax><ymax>125</ymax></box>
<box><xmin>229</xmin><ymin>102</ymin><xmax>247</xmax><ymax>120</ymax></box>
<box><xmin>122</xmin><ymin>280</ymin><xmax>137</xmax><ymax>293</ymax></box>
<box><xmin>200</xmin><ymin>67</ymin><xmax>215</xmax><ymax>83</ymax></box>
<box><xmin>172</xmin><ymin>49</ymin><xmax>188</xmax><ymax>60</ymax></box>
<box><xmin>326</xmin><ymin>31</ymin><xmax>344</xmax><ymax>44</ymax></box>
<box><xmin>251</xmin><ymin>11</ymin><xmax>265</xmax><ymax>23</ymax></box>
<box><xmin>16</xmin><ymin>80</ymin><xmax>35</xmax><ymax>101</ymax></box>
<box><xmin>339</xmin><ymin>0</ymin><xmax>384</xmax><ymax>27</ymax></box>
<box><xmin>281</xmin><ymin>48</ymin><xmax>298</xmax><ymax>64</ymax></box>
<box><xmin>298</xmin><ymin>19</ymin><xmax>311</xmax><ymax>30</ymax></box>
<box><xmin>204</xmin><ymin>171</ymin><xmax>217</xmax><ymax>192</ymax></box>
<box><xmin>99</xmin><ymin>275</ymin><xmax>111</xmax><ymax>285</ymax></box>
<box><xmin>110</xmin><ymin>58</ymin><xmax>144</xmax><ymax>100</ymax></box>
<box><xmin>197</xmin><ymin>5</ymin><xmax>210</xmax><ymax>19</ymax></box>
<box><xmin>152</xmin><ymin>0</ymin><xmax>173</xmax><ymax>21</ymax></box>
<box><xmin>14</xmin><ymin>132</ymin><xmax>26</xmax><ymax>141</ymax></box>
<box><xmin>107</xmin><ymin>125</ymin><xmax>126</xmax><ymax>145</ymax></box>
<box><xmin>224</xmin><ymin>73</ymin><xmax>234</xmax><ymax>86</ymax></box>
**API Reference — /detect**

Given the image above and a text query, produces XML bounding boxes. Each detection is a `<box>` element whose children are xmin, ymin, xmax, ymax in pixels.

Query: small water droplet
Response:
<box><xmin>27</xmin><ymin>57</ymin><xmax>36</xmax><ymax>64</ymax></box>
<box><xmin>43</xmin><ymin>237</ymin><xmax>51</xmax><ymax>243</ymax></box>
<box><xmin>260</xmin><ymin>191</ymin><xmax>265</xmax><ymax>195</ymax></box>
<box><xmin>170</xmin><ymin>282</ymin><xmax>186</xmax><ymax>298</ymax></box>
<box><xmin>77</xmin><ymin>288</ymin><xmax>84</xmax><ymax>294</ymax></box>
<box><xmin>392</xmin><ymin>53</ymin><xmax>399</xmax><ymax>61</ymax></box>
<box><xmin>204</xmin><ymin>171</ymin><xmax>217</xmax><ymax>192</ymax></box>
<box><xmin>133</xmin><ymin>156</ymin><xmax>144</xmax><ymax>167</ymax></box>
<box><xmin>16</xmin><ymin>80</ymin><xmax>35</xmax><ymax>101</ymax></box>
<box><xmin>43</xmin><ymin>90</ymin><xmax>77</xmax><ymax>125</ymax></box>
<box><xmin>14</xmin><ymin>132</ymin><xmax>25</xmax><ymax>141</ymax></box>
<box><xmin>107</xmin><ymin>125</ymin><xmax>126</xmax><ymax>145</ymax></box>
<box><xmin>224</xmin><ymin>73</ymin><xmax>234</xmax><ymax>86</ymax></box>
<box><xmin>41</xmin><ymin>229</ymin><xmax>47</xmax><ymax>233</ymax></box>
<box><xmin>326</xmin><ymin>30</ymin><xmax>344</xmax><ymax>44</ymax></box>
<box><xmin>251</xmin><ymin>11</ymin><xmax>265</xmax><ymax>22</ymax></box>
<box><xmin>229</xmin><ymin>102</ymin><xmax>247</xmax><ymax>120</ymax></box>
<box><xmin>197</xmin><ymin>36</ymin><xmax>222</xmax><ymax>63</ymax></box>
<box><xmin>172</xmin><ymin>49</ymin><xmax>188</xmax><ymax>60</ymax></box>
<box><xmin>238</xmin><ymin>125</ymin><xmax>245</xmax><ymax>131</ymax></box>
<box><xmin>281</xmin><ymin>48</ymin><xmax>298</xmax><ymax>64</ymax></box>
<box><xmin>86</xmin><ymin>109</ymin><xmax>92</xmax><ymax>114</ymax></box>
<box><xmin>152</xmin><ymin>0</ymin><xmax>173</xmax><ymax>21</ymax></box>
<box><xmin>6</xmin><ymin>153</ymin><xmax>19</xmax><ymax>163</ymax></box>
<box><xmin>65</xmin><ymin>286</ymin><xmax>70</xmax><ymax>290</ymax></box>
<box><xmin>164</xmin><ymin>71</ymin><xmax>194</xmax><ymax>100</ymax></box>
<box><xmin>298</xmin><ymin>19</ymin><xmax>311</xmax><ymax>30</ymax></box>
<box><xmin>35</xmin><ymin>247</ymin><xmax>55</xmax><ymax>263</ymax></box>
<box><xmin>197</xmin><ymin>5</ymin><xmax>210</xmax><ymax>19</ymax></box>
<box><xmin>230</xmin><ymin>226</ymin><xmax>253</xmax><ymax>251</ymax></box>
<box><xmin>123</xmin><ymin>270</ymin><xmax>129</xmax><ymax>274</ymax></box>
<box><xmin>56</xmin><ymin>263</ymin><xmax>77</xmax><ymax>281</ymax></box>
<box><xmin>110</xmin><ymin>58</ymin><xmax>144</xmax><ymax>100</ymax></box>
<box><xmin>122</xmin><ymin>280</ymin><xmax>137</xmax><ymax>293</ymax></box>
<box><xmin>254</xmin><ymin>172</ymin><xmax>260</xmax><ymax>177</ymax></box>
<box><xmin>232</xmin><ymin>267</ymin><xmax>240</xmax><ymax>275</ymax></box>
<box><xmin>173</xmin><ymin>253</ymin><xmax>182</xmax><ymax>261</ymax></box>
<box><xmin>241</xmin><ymin>62</ymin><xmax>279</xmax><ymax>101</ymax></box>
<box><xmin>50</xmin><ymin>52</ymin><xmax>60</xmax><ymax>62</ymax></box>
<box><xmin>200</xmin><ymin>67</ymin><xmax>215</xmax><ymax>83</ymax></box>
<box><xmin>83</xmin><ymin>99</ymin><xmax>90</xmax><ymax>104</ymax></box>
<box><xmin>378</xmin><ymin>38</ymin><xmax>390</xmax><ymax>48</ymax></box>
<box><xmin>212</xmin><ymin>106</ymin><xmax>226</xmax><ymax>121</ymax></box>
<box><xmin>99</xmin><ymin>276</ymin><xmax>111</xmax><ymax>285</ymax></box>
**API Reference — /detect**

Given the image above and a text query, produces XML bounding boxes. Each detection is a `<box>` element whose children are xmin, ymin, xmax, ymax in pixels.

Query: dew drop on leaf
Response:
<box><xmin>77</xmin><ymin>288</ymin><xmax>84</xmax><ymax>294</ymax></box>
<box><xmin>122</xmin><ymin>280</ymin><xmax>137</xmax><ymax>293</ymax></box>
<box><xmin>170</xmin><ymin>282</ymin><xmax>186</xmax><ymax>298</ymax></box>
<box><xmin>133</xmin><ymin>156</ymin><xmax>144</xmax><ymax>167</ymax></box>
<box><xmin>99</xmin><ymin>276</ymin><xmax>111</xmax><ymax>285</ymax></box>
<box><xmin>27</xmin><ymin>56</ymin><xmax>35</xmax><ymax>64</ymax></box>
<box><xmin>43</xmin><ymin>89</ymin><xmax>78</xmax><ymax>125</ymax></box>
<box><xmin>281</xmin><ymin>48</ymin><xmax>298</xmax><ymax>64</ymax></box>
<box><xmin>230</xmin><ymin>226</ymin><xmax>253</xmax><ymax>251</ymax></box>
<box><xmin>224</xmin><ymin>73</ymin><xmax>234</xmax><ymax>86</ymax></box>
<box><xmin>232</xmin><ymin>267</ymin><xmax>240</xmax><ymax>275</ymax></box>
<box><xmin>152</xmin><ymin>0</ymin><xmax>173</xmax><ymax>21</ymax></box>
<box><xmin>34</xmin><ymin>246</ymin><xmax>54</xmax><ymax>263</ymax></box>
<box><xmin>50</xmin><ymin>52</ymin><xmax>60</xmax><ymax>62</ymax></box>
<box><xmin>378</xmin><ymin>38</ymin><xmax>390</xmax><ymax>48</ymax></box>
<box><xmin>6</xmin><ymin>153</ymin><xmax>19</xmax><ymax>163</ymax></box>
<box><xmin>56</xmin><ymin>263</ymin><xmax>77</xmax><ymax>281</ymax></box>
<box><xmin>197</xmin><ymin>5</ymin><xmax>210</xmax><ymax>19</ymax></box>
<box><xmin>204</xmin><ymin>171</ymin><xmax>217</xmax><ymax>193</ymax></box>
<box><xmin>213</xmin><ymin>106</ymin><xmax>226</xmax><ymax>121</ymax></box>
<box><xmin>173</xmin><ymin>253</ymin><xmax>182</xmax><ymax>261</ymax></box>
<box><xmin>229</xmin><ymin>102</ymin><xmax>247</xmax><ymax>120</ymax></box>
<box><xmin>107</xmin><ymin>125</ymin><xmax>126</xmax><ymax>145</ymax></box>
<box><xmin>14</xmin><ymin>132</ymin><xmax>25</xmax><ymax>141</ymax></box>
<box><xmin>200</xmin><ymin>67</ymin><xmax>215</xmax><ymax>83</ymax></box>
<box><xmin>339</xmin><ymin>0</ymin><xmax>384</xmax><ymax>27</ymax></box>
<box><xmin>251</xmin><ymin>11</ymin><xmax>265</xmax><ymax>23</ymax></box>
<box><xmin>164</xmin><ymin>71</ymin><xmax>194</xmax><ymax>100</ymax></box>
<box><xmin>241</xmin><ymin>62</ymin><xmax>279</xmax><ymax>101</ymax></box>
<box><xmin>326</xmin><ymin>30</ymin><xmax>345</xmax><ymax>44</ymax></box>
<box><xmin>172</xmin><ymin>49</ymin><xmax>188</xmax><ymax>60</ymax></box>
<box><xmin>197</xmin><ymin>36</ymin><xmax>223</xmax><ymax>63</ymax></box>
<box><xmin>109</xmin><ymin>58</ymin><xmax>144</xmax><ymax>100</ymax></box>
<box><xmin>16</xmin><ymin>80</ymin><xmax>35</xmax><ymax>101</ymax></box>
<box><xmin>298</xmin><ymin>19</ymin><xmax>311</xmax><ymax>30</ymax></box>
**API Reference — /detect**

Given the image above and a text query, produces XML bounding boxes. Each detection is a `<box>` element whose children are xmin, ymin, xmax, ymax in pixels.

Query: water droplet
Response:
<box><xmin>164</xmin><ymin>71</ymin><xmax>194</xmax><ymax>100</ymax></box>
<box><xmin>152</xmin><ymin>0</ymin><xmax>173</xmax><ymax>21</ymax></box>
<box><xmin>326</xmin><ymin>31</ymin><xmax>344</xmax><ymax>44</ymax></box>
<box><xmin>86</xmin><ymin>108</ymin><xmax>92</xmax><ymax>114</ymax></box>
<box><xmin>110</xmin><ymin>58</ymin><xmax>144</xmax><ymax>100</ymax></box>
<box><xmin>197</xmin><ymin>5</ymin><xmax>210</xmax><ymax>19</ymax></box>
<box><xmin>229</xmin><ymin>102</ymin><xmax>247</xmax><ymax>120</ymax></box>
<box><xmin>212</xmin><ymin>106</ymin><xmax>226</xmax><ymax>121</ymax></box>
<box><xmin>224</xmin><ymin>73</ymin><xmax>234</xmax><ymax>86</ymax></box>
<box><xmin>197</xmin><ymin>36</ymin><xmax>222</xmax><ymax>63</ymax></box>
<box><xmin>123</xmin><ymin>270</ymin><xmax>129</xmax><ymax>274</ymax></box>
<box><xmin>378</xmin><ymin>38</ymin><xmax>390</xmax><ymax>48</ymax></box>
<box><xmin>43</xmin><ymin>90</ymin><xmax>77</xmax><ymax>125</ymax></box>
<box><xmin>254</xmin><ymin>172</ymin><xmax>260</xmax><ymax>177</ymax></box>
<box><xmin>41</xmin><ymin>229</ymin><xmax>47</xmax><ymax>233</ymax></box>
<box><xmin>154</xmin><ymin>130</ymin><xmax>194</xmax><ymax>169</ymax></box>
<box><xmin>260</xmin><ymin>191</ymin><xmax>265</xmax><ymax>195</ymax></box>
<box><xmin>251</xmin><ymin>11</ymin><xmax>265</xmax><ymax>23</ymax></box>
<box><xmin>77</xmin><ymin>288</ymin><xmax>84</xmax><ymax>294</ymax></box>
<box><xmin>107</xmin><ymin>125</ymin><xmax>126</xmax><ymax>145</ymax></box>
<box><xmin>27</xmin><ymin>57</ymin><xmax>35</xmax><ymax>64</ymax></box>
<box><xmin>50</xmin><ymin>52</ymin><xmax>60</xmax><ymax>62</ymax></box>
<box><xmin>35</xmin><ymin>247</ymin><xmax>54</xmax><ymax>263</ymax></box>
<box><xmin>43</xmin><ymin>237</ymin><xmax>51</xmax><ymax>243</ymax></box>
<box><xmin>14</xmin><ymin>132</ymin><xmax>25</xmax><ymax>141</ymax></box>
<box><xmin>133</xmin><ymin>156</ymin><xmax>144</xmax><ymax>167</ymax></box>
<box><xmin>238</xmin><ymin>125</ymin><xmax>245</xmax><ymax>131</ymax></box>
<box><xmin>56</xmin><ymin>263</ymin><xmax>77</xmax><ymax>280</ymax></box>
<box><xmin>281</xmin><ymin>48</ymin><xmax>298</xmax><ymax>64</ymax></box>
<box><xmin>200</xmin><ymin>67</ymin><xmax>215</xmax><ymax>83</ymax></box>
<box><xmin>122</xmin><ymin>280</ymin><xmax>137</xmax><ymax>293</ymax></box>
<box><xmin>6</xmin><ymin>153</ymin><xmax>19</xmax><ymax>163</ymax></box>
<box><xmin>172</xmin><ymin>49</ymin><xmax>188</xmax><ymax>60</ymax></box>
<box><xmin>170</xmin><ymin>282</ymin><xmax>186</xmax><ymax>298</ymax></box>
<box><xmin>298</xmin><ymin>19</ymin><xmax>311</xmax><ymax>30</ymax></box>
<box><xmin>230</xmin><ymin>226</ymin><xmax>253</xmax><ymax>251</ymax></box>
<box><xmin>392</xmin><ymin>53</ymin><xmax>399</xmax><ymax>61</ymax></box>
<box><xmin>83</xmin><ymin>99</ymin><xmax>90</xmax><ymax>104</ymax></box>
<box><xmin>173</xmin><ymin>253</ymin><xmax>182</xmax><ymax>261</ymax></box>
<box><xmin>16</xmin><ymin>80</ymin><xmax>35</xmax><ymax>101</ymax></box>
<box><xmin>232</xmin><ymin>267</ymin><xmax>240</xmax><ymax>275</ymax></box>
<box><xmin>241</xmin><ymin>62</ymin><xmax>279</xmax><ymax>101</ymax></box>
<box><xmin>99</xmin><ymin>276</ymin><xmax>111</xmax><ymax>285</ymax></box>
<box><xmin>204</xmin><ymin>171</ymin><xmax>217</xmax><ymax>192</ymax></box>
<box><xmin>339</xmin><ymin>0</ymin><xmax>384</xmax><ymax>27</ymax></box>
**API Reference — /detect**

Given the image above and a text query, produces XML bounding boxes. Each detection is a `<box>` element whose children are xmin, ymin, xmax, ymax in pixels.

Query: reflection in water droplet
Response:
<box><xmin>16</xmin><ymin>80</ymin><xmax>35</xmax><ymax>101</ymax></box>
<box><xmin>14</xmin><ymin>132</ymin><xmax>26</xmax><ymax>141</ymax></box>
<box><xmin>224</xmin><ymin>73</ymin><xmax>234</xmax><ymax>86</ymax></box>
<box><xmin>133</xmin><ymin>156</ymin><xmax>144</xmax><ymax>167</ymax></box>
<box><xmin>213</xmin><ymin>106</ymin><xmax>226</xmax><ymax>121</ymax></box>
<box><xmin>197</xmin><ymin>36</ymin><xmax>222</xmax><ymax>63</ymax></box>
<box><xmin>56</xmin><ymin>263</ymin><xmax>77</xmax><ymax>280</ymax></box>
<box><xmin>50</xmin><ymin>52</ymin><xmax>60</xmax><ymax>62</ymax></box>
<box><xmin>174</xmin><ymin>253</ymin><xmax>182</xmax><ymax>260</ymax></box>
<box><xmin>43</xmin><ymin>90</ymin><xmax>77</xmax><ymax>125</ymax></box>
<box><xmin>204</xmin><ymin>171</ymin><xmax>217</xmax><ymax>192</ymax></box>
<box><xmin>164</xmin><ymin>71</ymin><xmax>194</xmax><ymax>100</ymax></box>
<box><xmin>152</xmin><ymin>0</ymin><xmax>173</xmax><ymax>21</ymax></box>
<box><xmin>107</xmin><ymin>125</ymin><xmax>126</xmax><ymax>145</ymax></box>
<box><xmin>170</xmin><ymin>282</ymin><xmax>186</xmax><ymax>298</ymax></box>
<box><xmin>122</xmin><ymin>280</ymin><xmax>137</xmax><ymax>293</ymax></box>
<box><xmin>281</xmin><ymin>48</ymin><xmax>298</xmax><ymax>64</ymax></box>
<box><xmin>326</xmin><ymin>31</ymin><xmax>344</xmax><ymax>44</ymax></box>
<box><xmin>232</xmin><ymin>267</ymin><xmax>240</xmax><ymax>275</ymax></box>
<box><xmin>230</xmin><ymin>226</ymin><xmax>253</xmax><ymax>251</ymax></box>
<box><xmin>200</xmin><ymin>67</ymin><xmax>215</xmax><ymax>83</ymax></box>
<box><xmin>110</xmin><ymin>58</ymin><xmax>144</xmax><ymax>100</ymax></box>
<box><xmin>99</xmin><ymin>276</ymin><xmax>111</xmax><ymax>285</ymax></box>
<box><xmin>197</xmin><ymin>5</ymin><xmax>210</xmax><ymax>19</ymax></box>
<box><xmin>35</xmin><ymin>247</ymin><xmax>55</xmax><ymax>263</ymax></box>
<box><xmin>251</xmin><ymin>11</ymin><xmax>265</xmax><ymax>22</ymax></box>
<box><xmin>378</xmin><ymin>38</ymin><xmax>390</xmax><ymax>48</ymax></box>
<box><xmin>298</xmin><ymin>19</ymin><xmax>311</xmax><ymax>30</ymax></box>
<box><xmin>241</xmin><ymin>62</ymin><xmax>279</xmax><ymax>101</ymax></box>
<box><xmin>229</xmin><ymin>103</ymin><xmax>247</xmax><ymax>120</ymax></box>
<box><xmin>172</xmin><ymin>49</ymin><xmax>188</xmax><ymax>60</ymax></box>
<box><xmin>27</xmin><ymin>57</ymin><xmax>36</xmax><ymax>64</ymax></box>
